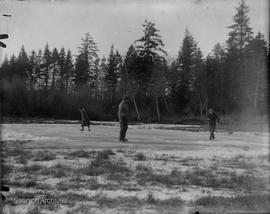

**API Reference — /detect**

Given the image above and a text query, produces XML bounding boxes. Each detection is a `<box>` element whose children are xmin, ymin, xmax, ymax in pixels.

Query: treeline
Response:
<box><xmin>0</xmin><ymin>0</ymin><xmax>269</xmax><ymax>122</ymax></box>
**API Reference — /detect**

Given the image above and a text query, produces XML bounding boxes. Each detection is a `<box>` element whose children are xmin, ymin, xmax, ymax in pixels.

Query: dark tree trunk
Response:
<box><xmin>155</xmin><ymin>94</ymin><xmax>161</xmax><ymax>122</ymax></box>
<box><xmin>133</xmin><ymin>96</ymin><xmax>141</xmax><ymax>121</ymax></box>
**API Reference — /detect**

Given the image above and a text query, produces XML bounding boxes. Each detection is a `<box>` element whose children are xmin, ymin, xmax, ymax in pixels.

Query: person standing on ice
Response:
<box><xmin>208</xmin><ymin>108</ymin><xmax>219</xmax><ymax>140</ymax></box>
<box><xmin>79</xmin><ymin>107</ymin><xmax>91</xmax><ymax>131</ymax></box>
<box><xmin>118</xmin><ymin>96</ymin><xmax>129</xmax><ymax>142</ymax></box>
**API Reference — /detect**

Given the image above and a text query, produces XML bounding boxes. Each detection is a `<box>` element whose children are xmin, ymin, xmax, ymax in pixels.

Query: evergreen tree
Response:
<box><xmin>122</xmin><ymin>44</ymin><xmax>142</xmax><ymax>120</ymax></box>
<box><xmin>242</xmin><ymin>33</ymin><xmax>268</xmax><ymax>112</ymax></box>
<box><xmin>0</xmin><ymin>56</ymin><xmax>10</xmax><ymax>80</ymax></box>
<box><xmin>105</xmin><ymin>45</ymin><xmax>122</xmax><ymax>102</ymax></box>
<box><xmin>205</xmin><ymin>43</ymin><xmax>228</xmax><ymax>112</ymax></box>
<box><xmin>122</xmin><ymin>45</ymin><xmax>137</xmax><ymax>95</ymax></box>
<box><xmin>135</xmin><ymin>20</ymin><xmax>167</xmax><ymax>95</ymax></box>
<box><xmin>192</xmin><ymin>48</ymin><xmax>206</xmax><ymax>116</ymax></box>
<box><xmin>149</xmin><ymin>59</ymin><xmax>168</xmax><ymax>121</ymax></box>
<box><xmin>98</xmin><ymin>57</ymin><xmax>107</xmax><ymax>100</ymax></box>
<box><xmin>226</xmin><ymin>0</ymin><xmax>253</xmax><ymax>109</ymax></box>
<box><xmin>74</xmin><ymin>51</ymin><xmax>89</xmax><ymax>89</ymax></box>
<box><xmin>227</xmin><ymin>0</ymin><xmax>253</xmax><ymax>53</ymax></box>
<box><xmin>135</xmin><ymin>20</ymin><xmax>167</xmax><ymax>120</ymax></box>
<box><xmin>58</xmin><ymin>47</ymin><xmax>66</xmax><ymax>91</ymax></box>
<box><xmin>167</xmin><ymin>59</ymin><xmax>179</xmax><ymax>107</ymax></box>
<box><xmin>17</xmin><ymin>45</ymin><xmax>29</xmax><ymax>84</ymax></box>
<box><xmin>28</xmin><ymin>50</ymin><xmax>38</xmax><ymax>90</ymax></box>
<box><xmin>51</xmin><ymin>48</ymin><xmax>59</xmax><ymax>90</ymax></box>
<box><xmin>42</xmin><ymin>44</ymin><xmax>52</xmax><ymax>91</ymax></box>
<box><xmin>175</xmin><ymin>28</ymin><xmax>197</xmax><ymax>112</ymax></box>
<box><xmin>93</xmin><ymin>57</ymin><xmax>100</xmax><ymax>100</ymax></box>
<box><xmin>77</xmin><ymin>33</ymin><xmax>99</xmax><ymax>92</ymax></box>
<box><xmin>64</xmin><ymin>49</ymin><xmax>74</xmax><ymax>93</ymax></box>
<box><xmin>36</xmin><ymin>49</ymin><xmax>43</xmax><ymax>88</ymax></box>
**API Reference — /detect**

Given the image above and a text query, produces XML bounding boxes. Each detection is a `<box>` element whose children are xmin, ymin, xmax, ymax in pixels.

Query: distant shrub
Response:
<box><xmin>26</xmin><ymin>206</ymin><xmax>42</xmax><ymax>214</ymax></box>
<box><xmin>77</xmin><ymin>154</ymin><xmax>131</xmax><ymax>182</ymax></box>
<box><xmin>69</xmin><ymin>150</ymin><xmax>91</xmax><ymax>158</ymax></box>
<box><xmin>56</xmin><ymin>182</ymin><xmax>69</xmax><ymax>191</ymax></box>
<box><xmin>39</xmin><ymin>163</ymin><xmax>70</xmax><ymax>178</ymax></box>
<box><xmin>4</xmin><ymin>148</ymin><xmax>23</xmax><ymax>157</ymax></box>
<box><xmin>61</xmin><ymin>192</ymin><xmax>90</xmax><ymax>202</ymax></box>
<box><xmin>116</xmin><ymin>148</ymin><xmax>125</xmax><ymax>153</ymax></box>
<box><xmin>135</xmin><ymin>163</ymin><xmax>152</xmax><ymax>172</ymax></box>
<box><xmin>16</xmin><ymin>154</ymin><xmax>28</xmax><ymax>164</ymax></box>
<box><xmin>6</xmin><ymin>179</ymin><xmax>38</xmax><ymax>188</ymax></box>
<box><xmin>65</xmin><ymin>204</ymin><xmax>92</xmax><ymax>214</ymax></box>
<box><xmin>1</xmin><ymin>164</ymin><xmax>14</xmax><ymax>176</ymax></box>
<box><xmin>195</xmin><ymin>194</ymin><xmax>270</xmax><ymax>212</ymax></box>
<box><xmin>134</xmin><ymin>152</ymin><xmax>146</xmax><ymax>161</ymax></box>
<box><xmin>36</xmin><ymin>183</ymin><xmax>53</xmax><ymax>190</ymax></box>
<box><xmin>146</xmin><ymin>192</ymin><xmax>156</xmax><ymax>204</ymax></box>
<box><xmin>159</xmin><ymin>197</ymin><xmax>184</xmax><ymax>207</ymax></box>
<box><xmin>8</xmin><ymin>191</ymin><xmax>39</xmax><ymax>200</ymax></box>
<box><xmin>24</xmin><ymin>180</ymin><xmax>37</xmax><ymax>188</ymax></box>
<box><xmin>19</xmin><ymin>164</ymin><xmax>43</xmax><ymax>173</ymax></box>
<box><xmin>33</xmin><ymin>151</ymin><xmax>56</xmax><ymax>161</ymax></box>
<box><xmin>53</xmin><ymin>168</ymin><xmax>67</xmax><ymax>178</ymax></box>
<box><xmin>5</xmin><ymin>148</ymin><xmax>32</xmax><ymax>164</ymax></box>
<box><xmin>95</xmin><ymin>149</ymin><xmax>115</xmax><ymax>161</ymax></box>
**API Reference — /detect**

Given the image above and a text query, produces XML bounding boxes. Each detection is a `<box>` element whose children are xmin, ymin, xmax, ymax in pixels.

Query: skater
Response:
<box><xmin>118</xmin><ymin>96</ymin><xmax>129</xmax><ymax>142</ymax></box>
<box><xmin>79</xmin><ymin>107</ymin><xmax>90</xmax><ymax>131</ymax></box>
<box><xmin>208</xmin><ymin>108</ymin><xmax>219</xmax><ymax>140</ymax></box>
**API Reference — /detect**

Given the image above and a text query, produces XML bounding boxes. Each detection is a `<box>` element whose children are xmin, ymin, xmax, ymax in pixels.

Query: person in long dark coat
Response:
<box><xmin>79</xmin><ymin>107</ymin><xmax>90</xmax><ymax>131</ymax></box>
<box><xmin>118</xmin><ymin>96</ymin><xmax>129</xmax><ymax>142</ymax></box>
<box><xmin>208</xmin><ymin>108</ymin><xmax>219</xmax><ymax>140</ymax></box>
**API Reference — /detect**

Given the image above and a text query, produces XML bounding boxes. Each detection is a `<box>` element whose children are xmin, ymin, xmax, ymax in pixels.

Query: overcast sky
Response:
<box><xmin>0</xmin><ymin>0</ymin><xmax>269</xmax><ymax>62</ymax></box>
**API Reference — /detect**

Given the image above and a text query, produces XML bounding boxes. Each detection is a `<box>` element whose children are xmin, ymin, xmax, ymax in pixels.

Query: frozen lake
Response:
<box><xmin>2</xmin><ymin>123</ymin><xmax>269</xmax><ymax>158</ymax></box>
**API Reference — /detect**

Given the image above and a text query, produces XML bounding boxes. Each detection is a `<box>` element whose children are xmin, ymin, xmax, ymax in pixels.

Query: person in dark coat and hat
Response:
<box><xmin>118</xmin><ymin>96</ymin><xmax>129</xmax><ymax>142</ymax></box>
<box><xmin>79</xmin><ymin>107</ymin><xmax>91</xmax><ymax>131</ymax></box>
<box><xmin>208</xmin><ymin>108</ymin><xmax>219</xmax><ymax>140</ymax></box>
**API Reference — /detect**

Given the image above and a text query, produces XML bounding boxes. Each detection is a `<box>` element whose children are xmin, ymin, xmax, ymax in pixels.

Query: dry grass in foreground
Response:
<box><xmin>1</xmin><ymin>140</ymin><xmax>269</xmax><ymax>214</ymax></box>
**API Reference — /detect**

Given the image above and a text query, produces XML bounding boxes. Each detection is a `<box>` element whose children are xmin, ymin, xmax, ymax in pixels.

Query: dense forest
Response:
<box><xmin>0</xmin><ymin>0</ymin><xmax>269</xmax><ymax>122</ymax></box>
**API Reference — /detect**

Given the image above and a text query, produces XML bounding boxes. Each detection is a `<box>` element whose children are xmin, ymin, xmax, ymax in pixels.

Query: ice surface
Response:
<box><xmin>1</xmin><ymin>123</ymin><xmax>268</xmax><ymax>158</ymax></box>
